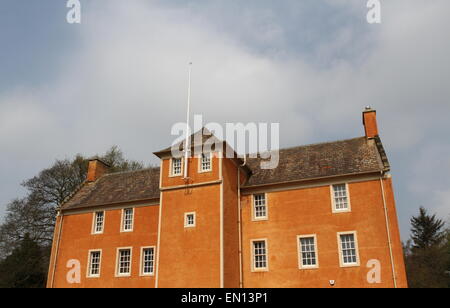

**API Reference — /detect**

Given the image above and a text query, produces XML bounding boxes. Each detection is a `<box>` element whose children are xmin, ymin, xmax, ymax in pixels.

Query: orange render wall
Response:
<box><xmin>240</xmin><ymin>178</ymin><xmax>408</xmax><ymax>288</ymax></box>
<box><xmin>222</xmin><ymin>158</ymin><xmax>242</xmax><ymax>288</ymax></box>
<box><xmin>49</xmin><ymin>205</ymin><xmax>159</xmax><ymax>288</ymax></box>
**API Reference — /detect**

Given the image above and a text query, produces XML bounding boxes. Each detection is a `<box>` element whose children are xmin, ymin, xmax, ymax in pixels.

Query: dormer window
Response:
<box><xmin>171</xmin><ymin>158</ymin><xmax>183</xmax><ymax>177</ymax></box>
<box><xmin>199</xmin><ymin>153</ymin><xmax>212</xmax><ymax>172</ymax></box>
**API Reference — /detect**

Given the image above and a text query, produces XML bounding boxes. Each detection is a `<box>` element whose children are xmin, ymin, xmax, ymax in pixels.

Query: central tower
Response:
<box><xmin>154</xmin><ymin>129</ymin><xmax>248</xmax><ymax>288</ymax></box>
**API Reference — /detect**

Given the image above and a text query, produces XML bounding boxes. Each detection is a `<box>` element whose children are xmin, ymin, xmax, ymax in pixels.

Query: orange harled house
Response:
<box><xmin>47</xmin><ymin>108</ymin><xmax>408</xmax><ymax>288</ymax></box>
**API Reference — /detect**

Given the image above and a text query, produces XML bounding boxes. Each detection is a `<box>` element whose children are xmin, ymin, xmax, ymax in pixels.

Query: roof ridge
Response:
<box><xmin>102</xmin><ymin>166</ymin><xmax>160</xmax><ymax>178</ymax></box>
<box><xmin>246</xmin><ymin>136</ymin><xmax>367</xmax><ymax>158</ymax></box>
<box><xmin>154</xmin><ymin>127</ymin><xmax>224</xmax><ymax>155</ymax></box>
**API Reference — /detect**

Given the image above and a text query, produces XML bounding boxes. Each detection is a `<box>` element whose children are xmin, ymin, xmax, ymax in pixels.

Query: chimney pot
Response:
<box><xmin>362</xmin><ymin>108</ymin><xmax>379</xmax><ymax>139</ymax></box>
<box><xmin>87</xmin><ymin>159</ymin><xmax>110</xmax><ymax>182</ymax></box>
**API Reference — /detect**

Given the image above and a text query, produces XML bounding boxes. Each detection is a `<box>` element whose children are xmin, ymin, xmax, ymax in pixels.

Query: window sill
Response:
<box><xmin>339</xmin><ymin>263</ymin><xmax>360</xmax><ymax>268</ymax></box>
<box><xmin>251</xmin><ymin>268</ymin><xmax>269</xmax><ymax>273</ymax></box>
<box><xmin>169</xmin><ymin>174</ymin><xmax>183</xmax><ymax>178</ymax></box>
<box><xmin>299</xmin><ymin>266</ymin><xmax>319</xmax><ymax>270</ymax></box>
<box><xmin>332</xmin><ymin>209</ymin><xmax>351</xmax><ymax>214</ymax></box>
<box><xmin>198</xmin><ymin>169</ymin><xmax>212</xmax><ymax>174</ymax></box>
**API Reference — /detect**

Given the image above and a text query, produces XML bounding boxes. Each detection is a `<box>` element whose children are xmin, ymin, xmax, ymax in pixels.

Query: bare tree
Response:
<box><xmin>0</xmin><ymin>147</ymin><xmax>144</xmax><ymax>259</ymax></box>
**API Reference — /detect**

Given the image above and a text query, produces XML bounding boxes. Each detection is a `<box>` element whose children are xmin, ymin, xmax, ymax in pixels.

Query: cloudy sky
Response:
<box><xmin>0</xmin><ymin>0</ymin><xmax>449</xmax><ymax>240</ymax></box>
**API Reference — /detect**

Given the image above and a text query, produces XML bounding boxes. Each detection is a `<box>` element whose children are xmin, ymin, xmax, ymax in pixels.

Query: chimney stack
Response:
<box><xmin>362</xmin><ymin>106</ymin><xmax>379</xmax><ymax>139</ymax></box>
<box><xmin>87</xmin><ymin>159</ymin><xmax>110</xmax><ymax>182</ymax></box>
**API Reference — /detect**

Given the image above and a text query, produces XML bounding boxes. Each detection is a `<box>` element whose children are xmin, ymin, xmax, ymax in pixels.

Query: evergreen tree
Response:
<box><xmin>446</xmin><ymin>228</ymin><xmax>450</xmax><ymax>288</ymax></box>
<box><xmin>410</xmin><ymin>207</ymin><xmax>445</xmax><ymax>250</ymax></box>
<box><xmin>405</xmin><ymin>207</ymin><xmax>449</xmax><ymax>288</ymax></box>
<box><xmin>0</xmin><ymin>234</ymin><xmax>46</xmax><ymax>288</ymax></box>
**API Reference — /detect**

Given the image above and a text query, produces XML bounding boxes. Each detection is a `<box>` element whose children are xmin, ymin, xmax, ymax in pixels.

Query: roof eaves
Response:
<box><xmin>374</xmin><ymin>135</ymin><xmax>390</xmax><ymax>172</ymax></box>
<box><xmin>61</xmin><ymin>196</ymin><xmax>161</xmax><ymax>213</ymax></box>
<box><xmin>256</xmin><ymin>136</ymin><xmax>367</xmax><ymax>155</ymax></box>
<box><xmin>242</xmin><ymin>170</ymin><xmax>383</xmax><ymax>190</ymax></box>
<box><xmin>101</xmin><ymin>167</ymin><xmax>160</xmax><ymax>178</ymax></box>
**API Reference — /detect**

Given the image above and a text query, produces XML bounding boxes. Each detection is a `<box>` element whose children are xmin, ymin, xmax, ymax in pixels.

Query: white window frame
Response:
<box><xmin>250</xmin><ymin>239</ymin><xmax>269</xmax><ymax>272</ymax></box>
<box><xmin>198</xmin><ymin>152</ymin><xmax>213</xmax><ymax>173</ymax></box>
<box><xmin>184</xmin><ymin>212</ymin><xmax>196</xmax><ymax>228</ymax></box>
<box><xmin>121</xmin><ymin>208</ymin><xmax>134</xmax><ymax>233</ymax></box>
<box><xmin>252</xmin><ymin>193</ymin><xmax>268</xmax><ymax>221</ymax></box>
<box><xmin>337</xmin><ymin>231</ymin><xmax>360</xmax><ymax>268</ymax></box>
<box><xmin>331</xmin><ymin>183</ymin><xmax>352</xmax><ymax>213</ymax></box>
<box><xmin>169</xmin><ymin>157</ymin><xmax>183</xmax><ymax>177</ymax></box>
<box><xmin>92</xmin><ymin>211</ymin><xmax>105</xmax><ymax>234</ymax></box>
<box><xmin>115</xmin><ymin>247</ymin><xmax>133</xmax><ymax>277</ymax></box>
<box><xmin>140</xmin><ymin>246</ymin><xmax>156</xmax><ymax>277</ymax></box>
<box><xmin>297</xmin><ymin>234</ymin><xmax>319</xmax><ymax>269</ymax></box>
<box><xmin>87</xmin><ymin>249</ymin><xmax>102</xmax><ymax>278</ymax></box>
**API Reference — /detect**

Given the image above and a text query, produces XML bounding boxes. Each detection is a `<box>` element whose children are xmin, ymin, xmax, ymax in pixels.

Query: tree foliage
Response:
<box><xmin>0</xmin><ymin>234</ymin><xmax>47</xmax><ymax>288</ymax></box>
<box><xmin>100</xmin><ymin>146</ymin><xmax>144</xmax><ymax>173</ymax></box>
<box><xmin>405</xmin><ymin>207</ymin><xmax>449</xmax><ymax>288</ymax></box>
<box><xmin>410</xmin><ymin>207</ymin><xmax>446</xmax><ymax>250</ymax></box>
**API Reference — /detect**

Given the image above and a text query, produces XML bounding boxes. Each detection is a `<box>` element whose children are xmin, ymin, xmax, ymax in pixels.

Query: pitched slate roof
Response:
<box><xmin>61</xmin><ymin>136</ymin><xmax>387</xmax><ymax>211</ymax></box>
<box><xmin>61</xmin><ymin>168</ymin><xmax>160</xmax><ymax>211</ymax></box>
<box><xmin>154</xmin><ymin>127</ymin><xmax>223</xmax><ymax>157</ymax></box>
<box><xmin>244</xmin><ymin>137</ymin><xmax>385</xmax><ymax>187</ymax></box>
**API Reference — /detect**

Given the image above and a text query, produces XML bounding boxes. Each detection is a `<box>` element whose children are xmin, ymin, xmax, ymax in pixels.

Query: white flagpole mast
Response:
<box><xmin>184</xmin><ymin>62</ymin><xmax>192</xmax><ymax>180</ymax></box>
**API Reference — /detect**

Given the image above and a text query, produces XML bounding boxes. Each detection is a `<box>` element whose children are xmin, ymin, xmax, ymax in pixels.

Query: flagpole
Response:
<box><xmin>184</xmin><ymin>62</ymin><xmax>192</xmax><ymax>180</ymax></box>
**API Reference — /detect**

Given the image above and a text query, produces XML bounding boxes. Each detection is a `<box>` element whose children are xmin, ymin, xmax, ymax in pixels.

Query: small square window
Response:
<box><xmin>171</xmin><ymin>158</ymin><xmax>182</xmax><ymax>176</ymax></box>
<box><xmin>200</xmin><ymin>153</ymin><xmax>212</xmax><ymax>172</ymax></box>
<box><xmin>184</xmin><ymin>212</ymin><xmax>196</xmax><ymax>228</ymax></box>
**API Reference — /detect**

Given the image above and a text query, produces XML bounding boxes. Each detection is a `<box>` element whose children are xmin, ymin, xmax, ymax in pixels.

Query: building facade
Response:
<box><xmin>47</xmin><ymin>108</ymin><xmax>408</xmax><ymax>288</ymax></box>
